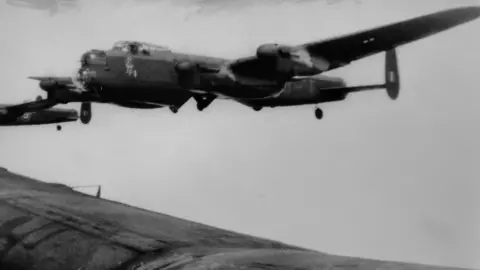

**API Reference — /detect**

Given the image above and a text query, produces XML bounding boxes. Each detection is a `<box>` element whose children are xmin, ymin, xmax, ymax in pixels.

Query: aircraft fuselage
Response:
<box><xmin>74</xmin><ymin>41</ymin><xmax>301</xmax><ymax>104</ymax></box>
<box><xmin>68</xmin><ymin>40</ymin><xmax>348</xmax><ymax>114</ymax></box>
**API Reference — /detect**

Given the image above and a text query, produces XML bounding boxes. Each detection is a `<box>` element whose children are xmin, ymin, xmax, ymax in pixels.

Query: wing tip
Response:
<box><xmin>453</xmin><ymin>5</ymin><xmax>480</xmax><ymax>12</ymax></box>
<box><xmin>443</xmin><ymin>5</ymin><xmax>480</xmax><ymax>21</ymax></box>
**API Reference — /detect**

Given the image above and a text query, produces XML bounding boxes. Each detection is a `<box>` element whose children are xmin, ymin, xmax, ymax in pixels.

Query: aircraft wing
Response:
<box><xmin>228</xmin><ymin>6</ymin><xmax>480</xmax><ymax>77</ymax></box>
<box><xmin>2</xmin><ymin>76</ymin><xmax>80</xmax><ymax>117</ymax></box>
<box><xmin>0</xmin><ymin>167</ymin><xmax>475</xmax><ymax>270</ymax></box>
<box><xmin>0</xmin><ymin>102</ymin><xmax>78</xmax><ymax>126</ymax></box>
<box><xmin>3</xmin><ymin>98</ymin><xmax>58</xmax><ymax>116</ymax></box>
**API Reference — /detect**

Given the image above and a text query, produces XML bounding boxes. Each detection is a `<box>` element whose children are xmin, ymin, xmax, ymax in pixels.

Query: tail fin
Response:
<box><xmin>385</xmin><ymin>49</ymin><xmax>400</xmax><ymax>100</ymax></box>
<box><xmin>304</xmin><ymin>48</ymin><xmax>402</xmax><ymax>99</ymax></box>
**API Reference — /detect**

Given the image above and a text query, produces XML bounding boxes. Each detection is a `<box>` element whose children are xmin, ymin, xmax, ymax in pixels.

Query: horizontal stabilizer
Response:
<box><xmin>318</xmin><ymin>48</ymin><xmax>400</xmax><ymax>99</ymax></box>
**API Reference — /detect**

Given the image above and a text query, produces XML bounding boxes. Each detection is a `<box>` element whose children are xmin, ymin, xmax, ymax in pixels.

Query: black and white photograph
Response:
<box><xmin>0</xmin><ymin>0</ymin><xmax>479</xmax><ymax>269</ymax></box>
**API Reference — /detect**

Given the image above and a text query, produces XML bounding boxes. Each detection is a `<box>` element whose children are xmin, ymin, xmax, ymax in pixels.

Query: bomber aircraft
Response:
<box><xmin>16</xmin><ymin>6</ymin><xmax>480</xmax><ymax>124</ymax></box>
<box><xmin>0</xmin><ymin>96</ymin><xmax>78</xmax><ymax>131</ymax></box>
<box><xmin>0</xmin><ymin>166</ymin><xmax>476</xmax><ymax>270</ymax></box>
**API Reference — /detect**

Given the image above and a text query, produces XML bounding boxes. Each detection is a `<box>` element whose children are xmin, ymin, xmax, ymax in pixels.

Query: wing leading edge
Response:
<box><xmin>301</xmin><ymin>6</ymin><xmax>480</xmax><ymax>69</ymax></box>
<box><xmin>228</xmin><ymin>6</ymin><xmax>480</xmax><ymax>75</ymax></box>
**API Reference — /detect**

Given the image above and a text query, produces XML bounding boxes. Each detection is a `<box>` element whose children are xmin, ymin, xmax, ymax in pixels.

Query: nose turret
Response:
<box><xmin>80</xmin><ymin>49</ymin><xmax>107</xmax><ymax>67</ymax></box>
<box><xmin>74</xmin><ymin>49</ymin><xmax>108</xmax><ymax>92</ymax></box>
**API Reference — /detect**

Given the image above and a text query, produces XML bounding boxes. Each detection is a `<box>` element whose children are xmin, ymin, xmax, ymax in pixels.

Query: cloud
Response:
<box><xmin>4</xmin><ymin>0</ymin><xmax>363</xmax><ymax>17</ymax></box>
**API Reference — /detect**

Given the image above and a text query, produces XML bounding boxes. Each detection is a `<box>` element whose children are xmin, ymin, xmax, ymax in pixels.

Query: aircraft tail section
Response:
<box><xmin>310</xmin><ymin>48</ymin><xmax>401</xmax><ymax>98</ymax></box>
<box><xmin>385</xmin><ymin>49</ymin><xmax>400</xmax><ymax>100</ymax></box>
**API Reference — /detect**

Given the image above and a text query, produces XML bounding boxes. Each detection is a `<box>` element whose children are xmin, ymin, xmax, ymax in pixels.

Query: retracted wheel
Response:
<box><xmin>197</xmin><ymin>103</ymin><xmax>205</xmax><ymax>111</ymax></box>
<box><xmin>253</xmin><ymin>106</ymin><xmax>262</xmax><ymax>111</ymax></box>
<box><xmin>315</xmin><ymin>108</ymin><xmax>323</xmax><ymax>120</ymax></box>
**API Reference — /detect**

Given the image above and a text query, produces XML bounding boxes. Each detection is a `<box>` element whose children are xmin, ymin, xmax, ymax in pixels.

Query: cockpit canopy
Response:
<box><xmin>111</xmin><ymin>40</ymin><xmax>170</xmax><ymax>55</ymax></box>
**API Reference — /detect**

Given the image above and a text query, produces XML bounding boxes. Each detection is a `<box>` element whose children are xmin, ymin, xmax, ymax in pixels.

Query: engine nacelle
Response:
<box><xmin>39</xmin><ymin>79</ymin><xmax>58</xmax><ymax>91</ymax></box>
<box><xmin>175</xmin><ymin>61</ymin><xmax>199</xmax><ymax>88</ymax></box>
<box><xmin>256</xmin><ymin>43</ymin><xmax>293</xmax><ymax>59</ymax></box>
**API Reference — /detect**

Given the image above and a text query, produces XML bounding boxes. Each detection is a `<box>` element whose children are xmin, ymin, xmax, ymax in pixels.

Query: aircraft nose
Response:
<box><xmin>80</xmin><ymin>49</ymin><xmax>107</xmax><ymax>67</ymax></box>
<box><xmin>72</xmin><ymin>68</ymin><xmax>97</xmax><ymax>91</ymax></box>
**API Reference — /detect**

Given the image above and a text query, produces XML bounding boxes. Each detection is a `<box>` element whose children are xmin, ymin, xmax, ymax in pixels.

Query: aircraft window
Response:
<box><xmin>111</xmin><ymin>40</ymin><xmax>170</xmax><ymax>54</ymax></box>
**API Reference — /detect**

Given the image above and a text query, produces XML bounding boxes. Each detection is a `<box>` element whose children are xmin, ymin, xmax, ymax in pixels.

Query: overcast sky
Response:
<box><xmin>0</xmin><ymin>0</ymin><xmax>479</xmax><ymax>268</ymax></box>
